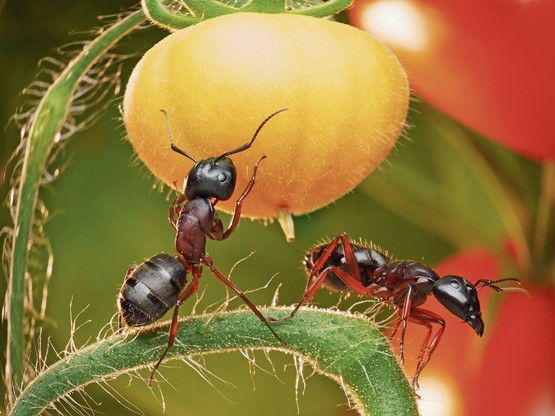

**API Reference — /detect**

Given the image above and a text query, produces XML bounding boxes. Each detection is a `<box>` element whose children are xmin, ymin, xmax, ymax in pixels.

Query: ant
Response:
<box><xmin>275</xmin><ymin>234</ymin><xmax>529</xmax><ymax>389</ymax></box>
<box><xmin>118</xmin><ymin>108</ymin><xmax>288</xmax><ymax>386</ymax></box>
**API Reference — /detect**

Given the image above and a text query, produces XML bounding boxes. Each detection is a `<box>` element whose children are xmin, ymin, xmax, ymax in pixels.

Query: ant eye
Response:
<box><xmin>450</xmin><ymin>280</ymin><xmax>460</xmax><ymax>289</ymax></box>
<box><xmin>218</xmin><ymin>173</ymin><xmax>228</xmax><ymax>182</ymax></box>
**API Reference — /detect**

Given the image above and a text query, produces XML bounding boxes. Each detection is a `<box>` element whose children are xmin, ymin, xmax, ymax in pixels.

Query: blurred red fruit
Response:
<box><xmin>350</xmin><ymin>0</ymin><xmax>555</xmax><ymax>160</ymax></box>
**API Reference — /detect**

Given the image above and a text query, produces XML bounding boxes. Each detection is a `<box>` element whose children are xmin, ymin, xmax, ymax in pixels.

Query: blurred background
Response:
<box><xmin>1</xmin><ymin>1</ymin><xmax>553</xmax><ymax>415</ymax></box>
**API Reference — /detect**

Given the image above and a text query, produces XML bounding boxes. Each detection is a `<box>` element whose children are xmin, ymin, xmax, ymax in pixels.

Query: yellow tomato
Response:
<box><xmin>123</xmin><ymin>12</ymin><xmax>408</xmax><ymax>220</ymax></box>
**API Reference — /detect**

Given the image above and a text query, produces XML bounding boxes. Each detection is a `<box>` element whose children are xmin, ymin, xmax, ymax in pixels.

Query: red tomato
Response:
<box><xmin>400</xmin><ymin>249</ymin><xmax>555</xmax><ymax>415</ymax></box>
<box><xmin>350</xmin><ymin>0</ymin><xmax>555</xmax><ymax>161</ymax></box>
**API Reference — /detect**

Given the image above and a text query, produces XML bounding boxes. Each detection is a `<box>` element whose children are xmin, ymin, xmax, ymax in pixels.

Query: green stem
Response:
<box><xmin>286</xmin><ymin>0</ymin><xmax>353</xmax><ymax>17</ymax></box>
<box><xmin>141</xmin><ymin>0</ymin><xmax>198</xmax><ymax>30</ymax></box>
<box><xmin>142</xmin><ymin>0</ymin><xmax>354</xmax><ymax>30</ymax></box>
<box><xmin>5</xmin><ymin>10</ymin><xmax>146</xmax><ymax>406</ymax></box>
<box><xmin>10</xmin><ymin>308</ymin><xmax>417</xmax><ymax>416</ymax></box>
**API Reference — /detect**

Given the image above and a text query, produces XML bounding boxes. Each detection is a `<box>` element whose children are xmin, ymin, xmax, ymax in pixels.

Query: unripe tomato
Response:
<box><xmin>123</xmin><ymin>13</ymin><xmax>408</xmax><ymax>219</ymax></box>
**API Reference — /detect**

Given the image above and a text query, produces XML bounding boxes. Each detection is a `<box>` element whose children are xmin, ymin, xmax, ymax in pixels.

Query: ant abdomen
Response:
<box><xmin>119</xmin><ymin>254</ymin><xmax>187</xmax><ymax>327</ymax></box>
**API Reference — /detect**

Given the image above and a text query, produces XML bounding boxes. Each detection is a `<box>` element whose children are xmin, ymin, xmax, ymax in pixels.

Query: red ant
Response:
<box><xmin>275</xmin><ymin>234</ymin><xmax>529</xmax><ymax>389</ymax></box>
<box><xmin>119</xmin><ymin>108</ymin><xmax>288</xmax><ymax>386</ymax></box>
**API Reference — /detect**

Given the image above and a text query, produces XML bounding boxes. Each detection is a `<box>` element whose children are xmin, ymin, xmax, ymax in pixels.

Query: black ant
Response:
<box><xmin>118</xmin><ymin>108</ymin><xmax>288</xmax><ymax>386</ymax></box>
<box><xmin>275</xmin><ymin>234</ymin><xmax>529</xmax><ymax>389</ymax></box>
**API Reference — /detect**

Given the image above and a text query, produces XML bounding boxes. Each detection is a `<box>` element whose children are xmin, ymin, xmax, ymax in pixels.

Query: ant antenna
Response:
<box><xmin>161</xmin><ymin>109</ymin><xmax>198</xmax><ymax>163</ymax></box>
<box><xmin>213</xmin><ymin>108</ymin><xmax>288</xmax><ymax>164</ymax></box>
<box><xmin>474</xmin><ymin>278</ymin><xmax>530</xmax><ymax>296</ymax></box>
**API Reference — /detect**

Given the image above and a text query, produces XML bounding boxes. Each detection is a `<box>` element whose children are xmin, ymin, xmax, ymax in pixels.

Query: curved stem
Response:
<box><xmin>287</xmin><ymin>0</ymin><xmax>353</xmax><ymax>17</ymax></box>
<box><xmin>142</xmin><ymin>0</ymin><xmax>354</xmax><ymax>30</ymax></box>
<box><xmin>141</xmin><ymin>0</ymin><xmax>198</xmax><ymax>30</ymax></box>
<box><xmin>10</xmin><ymin>308</ymin><xmax>417</xmax><ymax>416</ymax></box>
<box><xmin>4</xmin><ymin>10</ymin><xmax>146</xmax><ymax>407</ymax></box>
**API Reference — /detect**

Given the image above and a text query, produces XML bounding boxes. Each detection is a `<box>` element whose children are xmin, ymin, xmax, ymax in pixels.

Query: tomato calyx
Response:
<box><xmin>142</xmin><ymin>0</ymin><xmax>354</xmax><ymax>30</ymax></box>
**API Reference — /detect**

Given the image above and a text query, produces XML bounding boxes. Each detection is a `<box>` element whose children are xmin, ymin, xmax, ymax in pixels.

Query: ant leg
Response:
<box><xmin>148</xmin><ymin>270</ymin><xmax>201</xmax><ymax>387</ymax></box>
<box><xmin>305</xmin><ymin>235</ymin><xmax>343</xmax><ymax>279</ymax></box>
<box><xmin>398</xmin><ymin>285</ymin><xmax>414</xmax><ymax>365</ymax></box>
<box><xmin>407</xmin><ymin>308</ymin><xmax>445</xmax><ymax>390</ymax></box>
<box><xmin>169</xmin><ymin>193</ymin><xmax>186</xmax><ymax>230</ymax></box>
<box><xmin>278</xmin><ymin>256</ymin><xmax>376</xmax><ymax>323</ymax></box>
<box><xmin>148</xmin><ymin>303</ymin><xmax>181</xmax><ymax>387</ymax></box>
<box><xmin>275</xmin><ymin>233</ymin><xmax>373</xmax><ymax>324</ymax></box>
<box><xmin>201</xmin><ymin>255</ymin><xmax>289</xmax><ymax>347</ymax></box>
<box><xmin>276</xmin><ymin>234</ymin><xmax>379</xmax><ymax>322</ymax></box>
<box><xmin>272</xmin><ymin>266</ymin><xmax>335</xmax><ymax>323</ymax></box>
<box><xmin>387</xmin><ymin>318</ymin><xmax>403</xmax><ymax>343</ymax></box>
<box><xmin>271</xmin><ymin>235</ymin><xmax>345</xmax><ymax>322</ymax></box>
<box><xmin>315</xmin><ymin>264</ymin><xmax>414</xmax><ymax>362</ymax></box>
<box><xmin>338</xmin><ymin>234</ymin><xmax>362</xmax><ymax>282</ymax></box>
<box><xmin>321</xmin><ymin>266</ymin><xmax>374</xmax><ymax>295</ymax></box>
<box><xmin>175</xmin><ymin>266</ymin><xmax>201</xmax><ymax>306</ymax></box>
<box><xmin>221</xmin><ymin>155</ymin><xmax>267</xmax><ymax>239</ymax></box>
<box><xmin>274</xmin><ymin>237</ymin><xmax>380</xmax><ymax>324</ymax></box>
<box><xmin>306</xmin><ymin>234</ymin><xmax>367</xmax><ymax>294</ymax></box>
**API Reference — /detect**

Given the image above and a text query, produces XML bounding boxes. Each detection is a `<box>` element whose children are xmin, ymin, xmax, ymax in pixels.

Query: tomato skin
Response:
<box><xmin>123</xmin><ymin>13</ymin><xmax>409</xmax><ymax>218</ymax></box>
<box><xmin>350</xmin><ymin>0</ymin><xmax>555</xmax><ymax>161</ymax></box>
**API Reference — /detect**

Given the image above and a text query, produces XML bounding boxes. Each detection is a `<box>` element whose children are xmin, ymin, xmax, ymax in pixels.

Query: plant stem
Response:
<box><xmin>4</xmin><ymin>10</ymin><xmax>146</xmax><ymax>407</ymax></box>
<box><xmin>142</xmin><ymin>0</ymin><xmax>198</xmax><ymax>30</ymax></box>
<box><xmin>10</xmin><ymin>308</ymin><xmax>418</xmax><ymax>416</ymax></box>
<box><xmin>142</xmin><ymin>0</ymin><xmax>354</xmax><ymax>30</ymax></box>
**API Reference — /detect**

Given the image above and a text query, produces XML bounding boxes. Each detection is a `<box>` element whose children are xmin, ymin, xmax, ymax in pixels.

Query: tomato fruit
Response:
<box><xmin>350</xmin><ymin>0</ymin><xmax>555</xmax><ymax>160</ymax></box>
<box><xmin>123</xmin><ymin>12</ymin><xmax>409</xmax><ymax>219</ymax></box>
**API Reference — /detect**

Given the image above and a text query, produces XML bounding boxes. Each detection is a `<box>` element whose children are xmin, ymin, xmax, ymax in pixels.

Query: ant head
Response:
<box><xmin>184</xmin><ymin>157</ymin><xmax>237</xmax><ymax>201</ymax></box>
<box><xmin>161</xmin><ymin>108</ymin><xmax>288</xmax><ymax>201</ymax></box>
<box><xmin>432</xmin><ymin>275</ymin><xmax>484</xmax><ymax>336</ymax></box>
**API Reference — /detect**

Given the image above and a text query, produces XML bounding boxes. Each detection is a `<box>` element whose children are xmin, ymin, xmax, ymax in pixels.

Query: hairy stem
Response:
<box><xmin>10</xmin><ymin>308</ymin><xmax>417</xmax><ymax>416</ymax></box>
<box><xmin>4</xmin><ymin>10</ymin><xmax>146</xmax><ymax>405</ymax></box>
<box><xmin>141</xmin><ymin>0</ymin><xmax>198</xmax><ymax>30</ymax></box>
<box><xmin>142</xmin><ymin>0</ymin><xmax>354</xmax><ymax>30</ymax></box>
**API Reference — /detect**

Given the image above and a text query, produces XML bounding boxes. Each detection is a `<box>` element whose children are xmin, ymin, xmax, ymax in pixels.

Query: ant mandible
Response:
<box><xmin>119</xmin><ymin>108</ymin><xmax>288</xmax><ymax>386</ymax></box>
<box><xmin>276</xmin><ymin>234</ymin><xmax>529</xmax><ymax>389</ymax></box>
